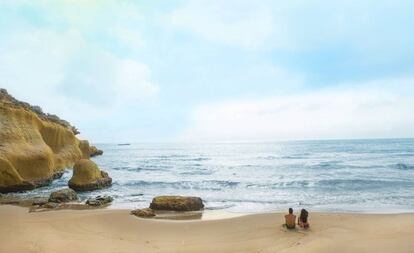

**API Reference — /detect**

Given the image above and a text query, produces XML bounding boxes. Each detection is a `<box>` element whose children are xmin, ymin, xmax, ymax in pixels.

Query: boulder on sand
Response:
<box><xmin>49</xmin><ymin>188</ymin><xmax>78</xmax><ymax>203</ymax></box>
<box><xmin>0</xmin><ymin>195</ymin><xmax>49</xmax><ymax>207</ymax></box>
<box><xmin>86</xmin><ymin>195</ymin><xmax>113</xmax><ymax>206</ymax></box>
<box><xmin>130</xmin><ymin>208</ymin><xmax>156</xmax><ymax>218</ymax></box>
<box><xmin>150</xmin><ymin>196</ymin><xmax>204</xmax><ymax>211</ymax></box>
<box><xmin>31</xmin><ymin>197</ymin><xmax>49</xmax><ymax>206</ymax></box>
<box><xmin>69</xmin><ymin>159</ymin><xmax>112</xmax><ymax>191</ymax></box>
<box><xmin>43</xmin><ymin>202</ymin><xmax>59</xmax><ymax>209</ymax></box>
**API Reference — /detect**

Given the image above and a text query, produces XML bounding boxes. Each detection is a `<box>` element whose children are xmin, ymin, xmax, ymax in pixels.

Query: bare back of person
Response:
<box><xmin>284</xmin><ymin>214</ymin><xmax>296</xmax><ymax>229</ymax></box>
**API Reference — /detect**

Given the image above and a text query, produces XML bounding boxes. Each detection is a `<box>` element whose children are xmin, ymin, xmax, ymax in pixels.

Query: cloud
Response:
<box><xmin>115</xmin><ymin>59</ymin><xmax>159</xmax><ymax>100</ymax></box>
<box><xmin>179</xmin><ymin>77</ymin><xmax>414</xmax><ymax>141</ymax></box>
<box><xmin>169</xmin><ymin>0</ymin><xmax>414</xmax><ymax>53</ymax></box>
<box><xmin>0</xmin><ymin>26</ymin><xmax>158</xmax><ymax>130</ymax></box>
<box><xmin>169</xmin><ymin>0</ymin><xmax>274</xmax><ymax>50</ymax></box>
<box><xmin>2</xmin><ymin>0</ymin><xmax>413</xmax><ymax>142</ymax></box>
<box><xmin>108</xmin><ymin>26</ymin><xmax>145</xmax><ymax>49</ymax></box>
<box><xmin>0</xmin><ymin>0</ymin><xmax>162</xmax><ymax>141</ymax></box>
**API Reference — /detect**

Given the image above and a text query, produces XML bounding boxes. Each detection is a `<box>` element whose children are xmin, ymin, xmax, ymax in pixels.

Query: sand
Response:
<box><xmin>0</xmin><ymin>205</ymin><xmax>413</xmax><ymax>253</ymax></box>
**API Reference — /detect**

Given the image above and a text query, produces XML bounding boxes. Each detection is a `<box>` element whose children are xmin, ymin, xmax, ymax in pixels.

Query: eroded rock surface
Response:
<box><xmin>0</xmin><ymin>89</ymin><xmax>96</xmax><ymax>193</ymax></box>
<box><xmin>0</xmin><ymin>195</ymin><xmax>48</xmax><ymax>207</ymax></box>
<box><xmin>89</xmin><ymin>146</ymin><xmax>103</xmax><ymax>157</ymax></box>
<box><xmin>69</xmin><ymin>159</ymin><xmax>112</xmax><ymax>191</ymax></box>
<box><xmin>130</xmin><ymin>208</ymin><xmax>156</xmax><ymax>218</ymax></box>
<box><xmin>86</xmin><ymin>195</ymin><xmax>113</xmax><ymax>206</ymax></box>
<box><xmin>42</xmin><ymin>202</ymin><xmax>60</xmax><ymax>209</ymax></box>
<box><xmin>49</xmin><ymin>188</ymin><xmax>78</xmax><ymax>203</ymax></box>
<box><xmin>150</xmin><ymin>196</ymin><xmax>204</xmax><ymax>211</ymax></box>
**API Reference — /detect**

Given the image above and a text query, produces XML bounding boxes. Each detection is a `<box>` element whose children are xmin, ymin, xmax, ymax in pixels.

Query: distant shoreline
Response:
<box><xmin>93</xmin><ymin>137</ymin><xmax>414</xmax><ymax>145</ymax></box>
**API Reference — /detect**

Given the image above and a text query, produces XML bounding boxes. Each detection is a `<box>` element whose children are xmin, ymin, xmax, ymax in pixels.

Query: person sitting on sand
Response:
<box><xmin>298</xmin><ymin>209</ymin><xmax>310</xmax><ymax>229</ymax></box>
<box><xmin>284</xmin><ymin>208</ymin><xmax>296</xmax><ymax>229</ymax></box>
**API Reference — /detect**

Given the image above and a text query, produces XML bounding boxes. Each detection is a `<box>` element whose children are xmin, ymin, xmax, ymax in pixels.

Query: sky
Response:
<box><xmin>1</xmin><ymin>0</ymin><xmax>414</xmax><ymax>142</ymax></box>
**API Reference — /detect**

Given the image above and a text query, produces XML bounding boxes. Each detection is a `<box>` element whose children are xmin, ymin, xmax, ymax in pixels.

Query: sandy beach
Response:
<box><xmin>0</xmin><ymin>206</ymin><xmax>413</xmax><ymax>253</ymax></box>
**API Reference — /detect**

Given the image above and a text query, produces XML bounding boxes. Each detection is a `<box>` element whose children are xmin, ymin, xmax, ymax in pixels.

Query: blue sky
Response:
<box><xmin>1</xmin><ymin>0</ymin><xmax>414</xmax><ymax>142</ymax></box>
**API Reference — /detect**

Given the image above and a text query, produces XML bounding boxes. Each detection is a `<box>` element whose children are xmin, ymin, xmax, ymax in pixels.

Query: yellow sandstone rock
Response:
<box><xmin>150</xmin><ymin>196</ymin><xmax>204</xmax><ymax>211</ymax></box>
<box><xmin>0</xmin><ymin>89</ymin><xmax>94</xmax><ymax>193</ymax></box>
<box><xmin>89</xmin><ymin>145</ymin><xmax>103</xmax><ymax>157</ymax></box>
<box><xmin>69</xmin><ymin>159</ymin><xmax>112</xmax><ymax>191</ymax></box>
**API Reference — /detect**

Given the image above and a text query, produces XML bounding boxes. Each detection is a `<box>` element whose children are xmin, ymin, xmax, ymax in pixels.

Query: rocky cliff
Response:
<box><xmin>0</xmin><ymin>89</ymin><xmax>94</xmax><ymax>193</ymax></box>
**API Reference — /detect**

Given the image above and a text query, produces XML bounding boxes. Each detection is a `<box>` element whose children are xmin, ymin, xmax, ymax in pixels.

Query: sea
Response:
<box><xmin>14</xmin><ymin>139</ymin><xmax>414</xmax><ymax>213</ymax></box>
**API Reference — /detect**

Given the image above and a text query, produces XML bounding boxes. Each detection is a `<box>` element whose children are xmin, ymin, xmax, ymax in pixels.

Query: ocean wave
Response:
<box><xmin>111</xmin><ymin>166</ymin><xmax>142</xmax><ymax>172</ymax></box>
<box><xmin>150</xmin><ymin>155</ymin><xmax>210</xmax><ymax>162</ymax></box>
<box><xmin>204</xmin><ymin>204</ymin><xmax>236</xmax><ymax>210</ymax></box>
<box><xmin>320</xmin><ymin>160</ymin><xmax>342</xmax><ymax>166</ymax></box>
<box><xmin>129</xmin><ymin>193</ymin><xmax>144</xmax><ymax>197</ymax></box>
<box><xmin>318</xmin><ymin>162</ymin><xmax>333</xmax><ymax>168</ymax></box>
<box><xmin>396</xmin><ymin>153</ymin><xmax>414</xmax><ymax>157</ymax></box>
<box><xmin>395</xmin><ymin>163</ymin><xmax>414</xmax><ymax>170</ymax></box>
<box><xmin>156</xmin><ymin>155</ymin><xmax>189</xmax><ymax>159</ymax></box>
<box><xmin>317</xmin><ymin>179</ymin><xmax>414</xmax><ymax>190</ymax></box>
<box><xmin>308</xmin><ymin>161</ymin><xmax>343</xmax><ymax>170</ymax></box>
<box><xmin>245</xmin><ymin>180</ymin><xmax>313</xmax><ymax>189</ymax></box>
<box><xmin>256</xmin><ymin>155</ymin><xmax>279</xmax><ymax>160</ymax></box>
<box><xmin>179</xmin><ymin>170</ymin><xmax>214</xmax><ymax>176</ymax></box>
<box><xmin>281</xmin><ymin>155</ymin><xmax>308</xmax><ymax>159</ymax></box>
<box><xmin>110</xmin><ymin>166</ymin><xmax>171</xmax><ymax>172</ymax></box>
<box><xmin>225</xmin><ymin>199</ymin><xmax>290</xmax><ymax>204</ymax></box>
<box><xmin>122</xmin><ymin>180</ymin><xmax>239</xmax><ymax>190</ymax></box>
<box><xmin>178</xmin><ymin>157</ymin><xmax>211</xmax><ymax>162</ymax></box>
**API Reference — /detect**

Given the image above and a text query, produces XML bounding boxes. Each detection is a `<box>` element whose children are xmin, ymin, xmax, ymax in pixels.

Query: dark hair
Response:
<box><xmin>300</xmin><ymin>209</ymin><xmax>308</xmax><ymax>223</ymax></box>
<box><xmin>288</xmin><ymin>208</ymin><xmax>293</xmax><ymax>214</ymax></box>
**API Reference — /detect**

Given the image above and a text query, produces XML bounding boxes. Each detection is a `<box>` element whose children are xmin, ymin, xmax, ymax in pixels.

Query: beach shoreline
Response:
<box><xmin>1</xmin><ymin>205</ymin><xmax>413</xmax><ymax>253</ymax></box>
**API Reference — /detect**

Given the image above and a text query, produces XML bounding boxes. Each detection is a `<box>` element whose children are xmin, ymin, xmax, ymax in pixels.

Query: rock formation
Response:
<box><xmin>0</xmin><ymin>195</ymin><xmax>49</xmax><ymax>207</ymax></box>
<box><xmin>89</xmin><ymin>145</ymin><xmax>103</xmax><ymax>157</ymax></box>
<box><xmin>130</xmin><ymin>208</ymin><xmax>156</xmax><ymax>218</ymax></box>
<box><xmin>49</xmin><ymin>188</ymin><xmax>78</xmax><ymax>203</ymax></box>
<box><xmin>150</xmin><ymin>196</ymin><xmax>204</xmax><ymax>211</ymax></box>
<box><xmin>42</xmin><ymin>202</ymin><xmax>60</xmax><ymax>209</ymax></box>
<box><xmin>86</xmin><ymin>195</ymin><xmax>113</xmax><ymax>206</ymax></box>
<box><xmin>0</xmin><ymin>89</ymin><xmax>79</xmax><ymax>135</ymax></box>
<box><xmin>68</xmin><ymin>159</ymin><xmax>112</xmax><ymax>191</ymax></box>
<box><xmin>0</xmin><ymin>89</ymin><xmax>102</xmax><ymax>193</ymax></box>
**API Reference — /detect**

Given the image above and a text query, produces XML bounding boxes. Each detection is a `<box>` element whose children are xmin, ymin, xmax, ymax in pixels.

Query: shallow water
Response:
<box><xmin>11</xmin><ymin>139</ymin><xmax>414</xmax><ymax>213</ymax></box>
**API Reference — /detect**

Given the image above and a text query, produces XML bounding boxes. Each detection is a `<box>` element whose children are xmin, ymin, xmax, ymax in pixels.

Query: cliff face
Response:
<box><xmin>0</xmin><ymin>89</ymin><xmax>91</xmax><ymax>193</ymax></box>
